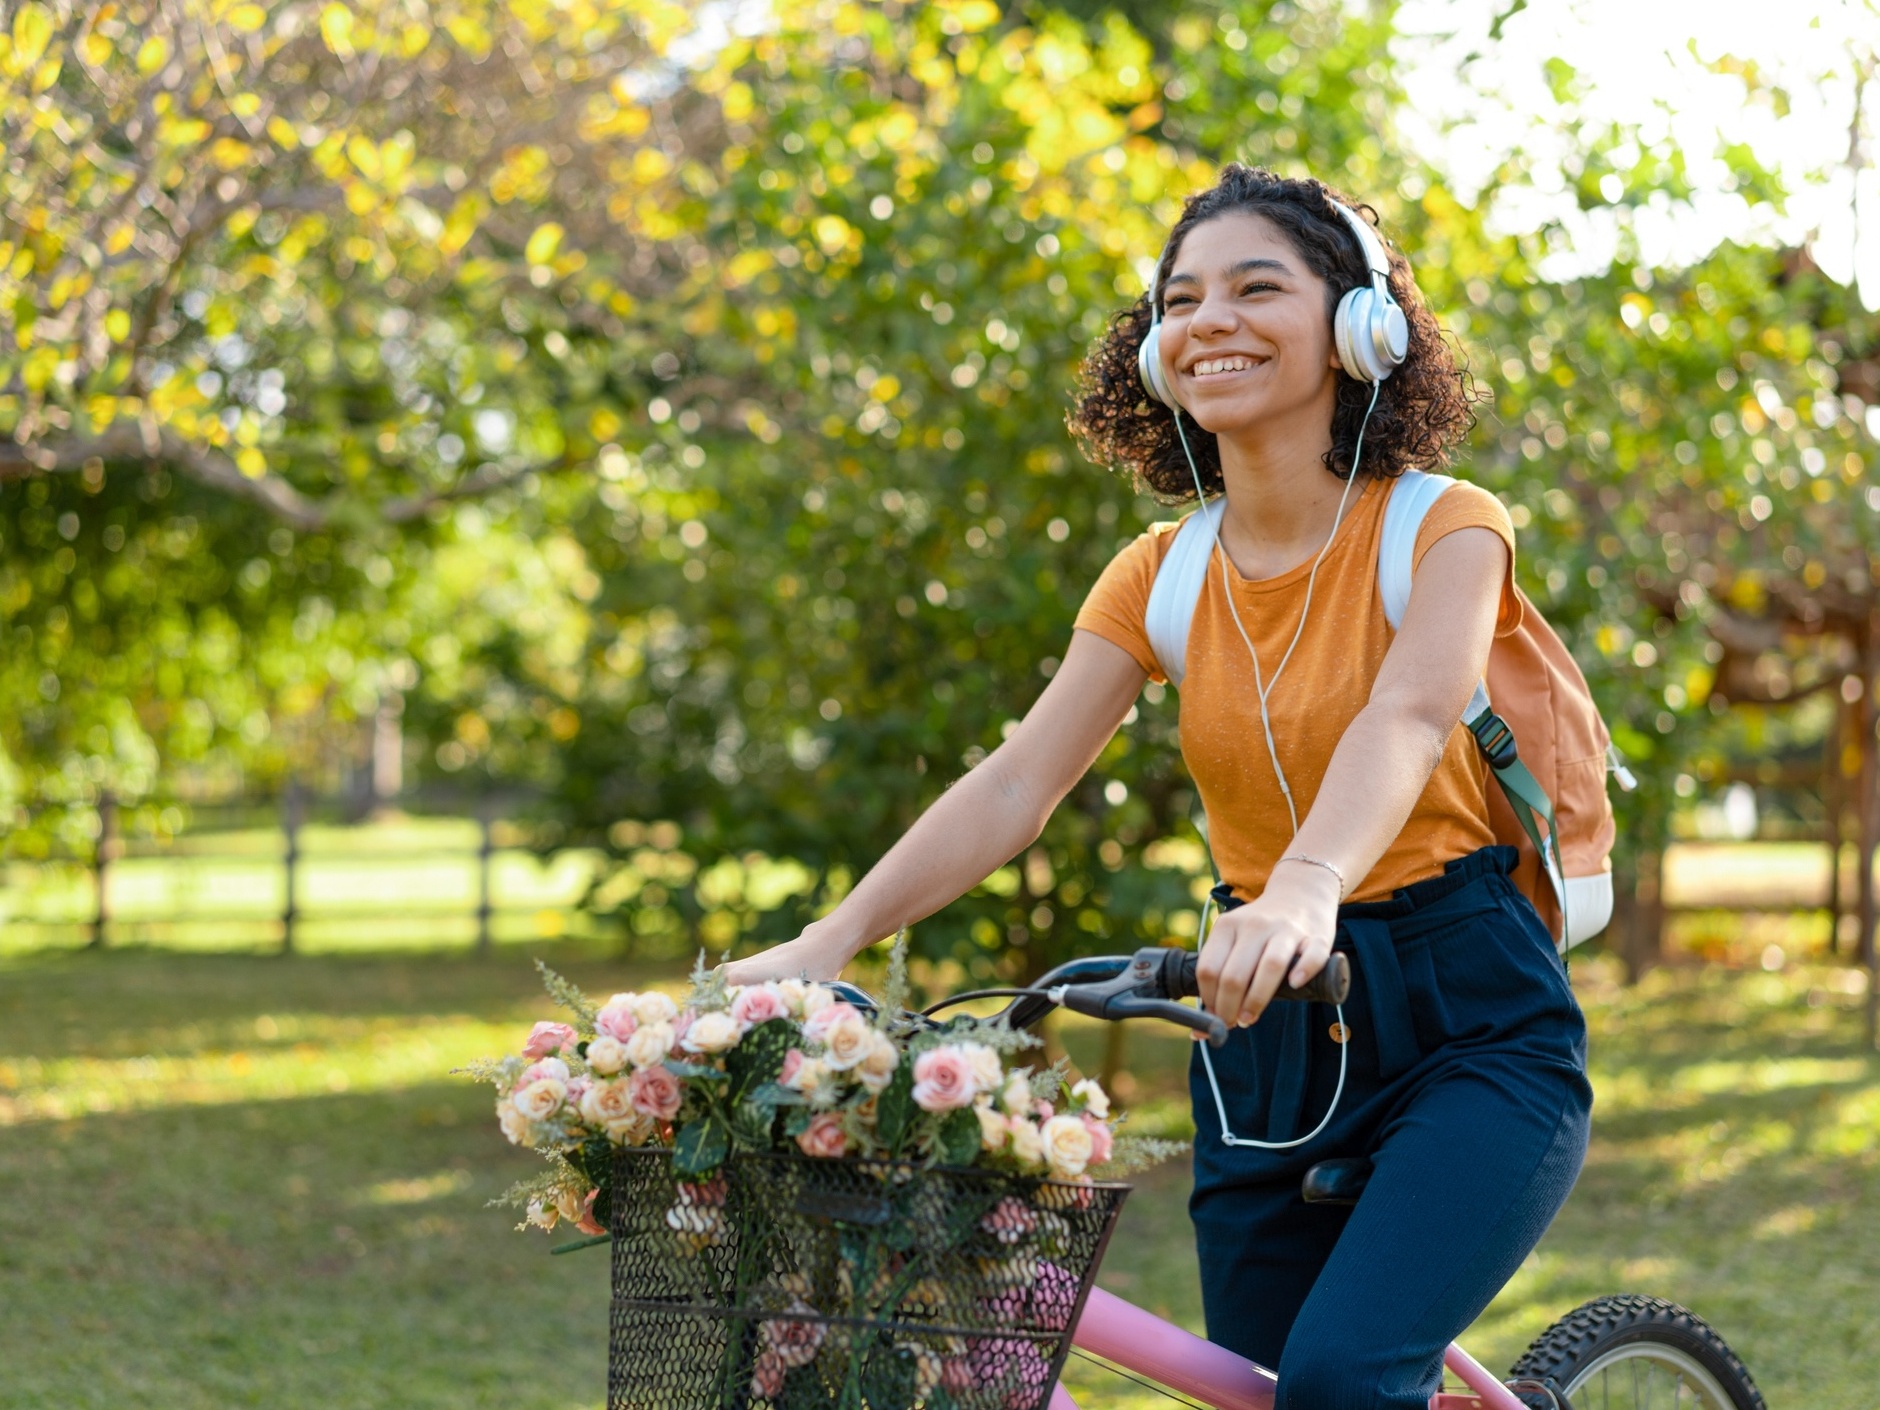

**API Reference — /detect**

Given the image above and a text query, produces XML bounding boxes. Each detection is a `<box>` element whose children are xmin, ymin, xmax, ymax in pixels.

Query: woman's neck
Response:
<box><xmin>1211</xmin><ymin>420</ymin><xmax>1360</xmax><ymax>582</ymax></box>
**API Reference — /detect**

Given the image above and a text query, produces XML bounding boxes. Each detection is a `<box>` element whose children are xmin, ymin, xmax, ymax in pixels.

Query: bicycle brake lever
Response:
<box><xmin>1055</xmin><ymin>983</ymin><xmax>1228</xmax><ymax>1047</ymax></box>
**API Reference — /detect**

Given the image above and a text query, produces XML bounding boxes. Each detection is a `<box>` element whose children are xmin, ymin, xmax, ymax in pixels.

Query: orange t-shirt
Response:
<box><xmin>1074</xmin><ymin>475</ymin><xmax>1520</xmax><ymax>904</ymax></box>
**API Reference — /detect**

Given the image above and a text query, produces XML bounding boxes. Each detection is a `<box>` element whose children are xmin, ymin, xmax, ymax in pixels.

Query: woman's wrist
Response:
<box><xmin>797</xmin><ymin>915</ymin><xmax>868</xmax><ymax>970</ymax></box>
<box><xmin>1270</xmin><ymin>855</ymin><xmax>1347</xmax><ymax>902</ymax></box>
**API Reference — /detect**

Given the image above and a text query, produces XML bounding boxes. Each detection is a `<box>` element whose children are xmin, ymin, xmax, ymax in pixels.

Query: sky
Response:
<box><xmin>1393</xmin><ymin>0</ymin><xmax>1880</xmax><ymax>305</ymax></box>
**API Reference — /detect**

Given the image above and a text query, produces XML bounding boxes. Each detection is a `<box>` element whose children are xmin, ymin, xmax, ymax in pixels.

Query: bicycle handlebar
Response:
<box><xmin>837</xmin><ymin>947</ymin><xmax>1351</xmax><ymax>1050</ymax></box>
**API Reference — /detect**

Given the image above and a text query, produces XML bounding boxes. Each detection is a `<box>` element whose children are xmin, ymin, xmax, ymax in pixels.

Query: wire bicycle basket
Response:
<box><xmin>607</xmin><ymin>1146</ymin><xmax>1129</xmax><ymax>1410</ymax></box>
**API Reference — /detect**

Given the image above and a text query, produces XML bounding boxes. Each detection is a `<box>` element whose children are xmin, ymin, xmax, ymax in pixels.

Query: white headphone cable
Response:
<box><xmin>1167</xmin><ymin>379</ymin><xmax>1382</xmax><ymax>1151</ymax></box>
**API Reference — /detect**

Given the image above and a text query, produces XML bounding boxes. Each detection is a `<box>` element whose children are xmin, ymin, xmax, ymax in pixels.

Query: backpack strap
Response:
<box><xmin>1143</xmin><ymin>498</ymin><xmax>1226</xmax><ymax>690</ymax></box>
<box><xmin>1379</xmin><ymin>473</ymin><xmax>1570</xmax><ymax>942</ymax></box>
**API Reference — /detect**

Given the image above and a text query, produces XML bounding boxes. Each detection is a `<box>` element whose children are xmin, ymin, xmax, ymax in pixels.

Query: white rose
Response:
<box><xmin>819</xmin><ymin>1010</ymin><xmax>875</xmax><ymax>1071</ymax></box>
<box><xmin>624</xmin><ymin>1022</ymin><xmax>675</xmax><ymax>1069</ymax></box>
<box><xmin>631</xmin><ymin>991</ymin><xmax>680</xmax><ymax>1026</ymax></box>
<box><xmin>580</xmin><ymin>1077</ymin><xmax>635</xmax><ymax>1127</ymax></box>
<box><xmin>999</xmin><ymin>1072</ymin><xmax>1033</xmax><ymax>1117</ymax></box>
<box><xmin>513</xmin><ymin>1078</ymin><xmax>566</xmax><ymax>1122</ymax></box>
<box><xmin>959</xmin><ymin>1042</ymin><xmax>1003</xmax><ymax>1095</ymax></box>
<box><xmin>784</xmin><ymin>1055</ymin><xmax>828</xmax><ymax>1093</ymax></box>
<box><xmin>1007</xmin><ymin>1116</ymin><xmax>1044</xmax><ymax>1166</ymax></box>
<box><xmin>1071</xmin><ymin>1078</ymin><xmax>1111</xmax><ymax>1120</ymax></box>
<box><xmin>1040</xmin><ymin>1114</ymin><xmax>1095</xmax><ymax>1179</ymax></box>
<box><xmin>776</xmin><ymin>978</ymin><xmax>810</xmax><ymax>1016</ymax></box>
<box><xmin>800</xmin><ymin>984</ymin><xmax>838</xmax><ymax>1020</ymax></box>
<box><xmin>586</xmin><ymin>1035</ymin><xmax>628</xmax><ymax>1076</ymax></box>
<box><xmin>856</xmin><ymin>1031</ymin><xmax>900</xmax><ymax>1093</ymax></box>
<box><xmin>526</xmin><ymin>1198</ymin><xmax>557</xmax><ymax>1230</ymax></box>
<box><xmin>496</xmin><ymin>1098</ymin><xmax>531</xmax><ymax>1146</ymax></box>
<box><xmin>684</xmin><ymin>1010</ymin><xmax>743</xmax><ymax>1054</ymax></box>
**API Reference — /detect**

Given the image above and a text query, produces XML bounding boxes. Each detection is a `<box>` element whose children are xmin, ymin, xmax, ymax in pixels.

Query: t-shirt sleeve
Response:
<box><xmin>1411</xmin><ymin>481</ymin><xmax>1523</xmax><ymax>637</ymax></box>
<box><xmin>1072</xmin><ymin>527</ymin><xmax>1170</xmax><ymax>680</ymax></box>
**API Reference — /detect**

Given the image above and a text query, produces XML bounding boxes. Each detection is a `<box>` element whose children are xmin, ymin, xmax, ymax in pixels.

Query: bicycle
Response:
<box><xmin>813</xmin><ymin>946</ymin><xmax>1769</xmax><ymax>1410</ymax></box>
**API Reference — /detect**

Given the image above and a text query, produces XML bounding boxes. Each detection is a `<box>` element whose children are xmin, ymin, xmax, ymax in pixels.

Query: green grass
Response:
<box><xmin>2</xmin><ymin>947</ymin><xmax>1875</xmax><ymax>1408</ymax></box>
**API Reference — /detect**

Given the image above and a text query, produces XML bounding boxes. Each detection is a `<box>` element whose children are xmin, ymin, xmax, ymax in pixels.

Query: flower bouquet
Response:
<box><xmin>467</xmin><ymin>952</ymin><xmax>1181</xmax><ymax>1410</ymax></box>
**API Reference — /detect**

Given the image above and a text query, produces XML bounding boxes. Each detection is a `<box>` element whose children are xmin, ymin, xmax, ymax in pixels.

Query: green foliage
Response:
<box><xmin>534</xmin><ymin>959</ymin><xmax>599</xmax><ymax>1030</ymax></box>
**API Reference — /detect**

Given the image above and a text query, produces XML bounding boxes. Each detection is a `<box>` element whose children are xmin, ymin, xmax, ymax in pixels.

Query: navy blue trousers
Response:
<box><xmin>1188</xmin><ymin>847</ymin><xmax>1592</xmax><ymax>1410</ymax></box>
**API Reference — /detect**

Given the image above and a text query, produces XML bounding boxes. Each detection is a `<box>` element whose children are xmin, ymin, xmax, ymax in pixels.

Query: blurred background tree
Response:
<box><xmin>5</xmin><ymin>0</ymin><xmax>1879</xmax><ymax>989</ymax></box>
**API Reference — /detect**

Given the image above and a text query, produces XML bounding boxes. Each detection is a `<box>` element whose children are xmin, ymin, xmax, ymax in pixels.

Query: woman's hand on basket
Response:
<box><xmin>1195</xmin><ymin>860</ymin><xmax>1340</xmax><ymax>1028</ymax></box>
<box><xmin>718</xmin><ymin>924</ymin><xmax>853</xmax><ymax>987</ymax></box>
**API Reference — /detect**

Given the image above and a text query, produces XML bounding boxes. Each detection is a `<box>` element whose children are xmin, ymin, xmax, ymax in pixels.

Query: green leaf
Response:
<box><xmin>860</xmin><ymin>1343</ymin><xmax>918</xmax><ymax>1410</ymax></box>
<box><xmin>873</xmin><ymin>1061</ymin><xmax>915</xmax><ymax>1154</ymax></box>
<box><xmin>671</xmin><ymin>1118</ymin><xmax>730</xmax><ymax>1176</ymax></box>
<box><xmin>663</xmin><ymin>1059</ymin><xmax>728</xmax><ymax>1082</ymax></box>
<box><xmin>937</xmin><ymin>1106</ymin><xmax>981</xmax><ymax>1166</ymax></box>
<box><xmin>747</xmin><ymin>1080</ymin><xmax>807</xmax><ymax>1109</ymax></box>
<box><xmin>725</xmin><ymin>1017</ymin><xmax>795</xmax><ymax>1098</ymax></box>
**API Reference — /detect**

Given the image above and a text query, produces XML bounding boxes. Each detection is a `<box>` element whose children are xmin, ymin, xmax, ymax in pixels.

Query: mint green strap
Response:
<box><xmin>1467</xmin><ymin>709</ymin><xmax>1568</xmax><ymax>945</ymax></box>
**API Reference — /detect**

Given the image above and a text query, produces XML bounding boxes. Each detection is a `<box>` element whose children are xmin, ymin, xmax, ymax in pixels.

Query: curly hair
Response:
<box><xmin>1068</xmin><ymin>165</ymin><xmax>1478</xmax><ymax>499</ymax></box>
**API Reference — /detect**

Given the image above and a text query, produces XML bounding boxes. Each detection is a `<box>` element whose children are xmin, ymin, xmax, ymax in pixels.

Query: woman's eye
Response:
<box><xmin>1241</xmin><ymin>282</ymin><xmax>1278</xmax><ymax>296</ymax></box>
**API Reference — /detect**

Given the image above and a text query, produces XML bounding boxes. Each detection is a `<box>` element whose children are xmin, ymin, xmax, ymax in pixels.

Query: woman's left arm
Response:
<box><xmin>1196</xmin><ymin>526</ymin><xmax>1508</xmax><ymax>1027</ymax></box>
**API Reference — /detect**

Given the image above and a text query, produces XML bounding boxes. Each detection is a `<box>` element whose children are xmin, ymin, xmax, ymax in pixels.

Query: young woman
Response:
<box><xmin>722</xmin><ymin>165</ymin><xmax>1592</xmax><ymax>1409</ymax></box>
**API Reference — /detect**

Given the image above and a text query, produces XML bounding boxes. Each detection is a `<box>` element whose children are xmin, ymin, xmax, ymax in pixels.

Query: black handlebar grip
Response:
<box><xmin>1174</xmin><ymin>950</ymin><xmax>1351</xmax><ymax>1006</ymax></box>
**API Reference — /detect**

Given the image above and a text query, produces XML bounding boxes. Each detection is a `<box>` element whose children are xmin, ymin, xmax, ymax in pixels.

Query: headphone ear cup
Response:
<box><xmin>1138</xmin><ymin>321</ymin><xmax>1178</xmax><ymax>408</ymax></box>
<box><xmin>1334</xmin><ymin>287</ymin><xmax>1379</xmax><ymax>384</ymax></box>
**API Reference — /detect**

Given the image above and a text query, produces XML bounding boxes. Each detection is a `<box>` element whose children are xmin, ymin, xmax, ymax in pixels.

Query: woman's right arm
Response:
<box><xmin>718</xmin><ymin>629</ymin><xmax>1149</xmax><ymax>984</ymax></box>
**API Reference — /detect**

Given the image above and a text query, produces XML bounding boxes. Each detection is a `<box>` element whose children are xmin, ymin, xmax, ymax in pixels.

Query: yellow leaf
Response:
<box><xmin>210</xmin><ymin>137</ymin><xmax>251</xmax><ymax>170</ymax></box>
<box><xmin>525</xmin><ymin>222</ymin><xmax>564</xmax><ymax>265</ymax></box>
<box><xmin>105</xmin><ymin>309</ymin><xmax>130</xmax><ymax>341</ymax></box>
<box><xmin>78</xmin><ymin>31</ymin><xmax>112</xmax><ymax>66</ymax></box>
<box><xmin>31</xmin><ymin>56</ymin><xmax>60</xmax><ymax>91</ymax></box>
<box><xmin>589</xmin><ymin>408</ymin><xmax>622</xmax><ymax>441</ymax></box>
<box><xmin>135</xmin><ymin>34</ymin><xmax>170</xmax><ymax>73</ymax></box>
<box><xmin>347</xmin><ymin>133</ymin><xmax>380</xmax><ymax>180</ymax></box>
<box><xmin>319</xmin><ymin>2</ymin><xmax>354</xmax><ymax>57</ymax></box>
<box><xmin>945</xmin><ymin>0</ymin><xmax>1000</xmax><ymax>32</ymax></box>
<box><xmin>226</xmin><ymin>3</ymin><xmax>267</xmax><ymax>32</ymax></box>
<box><xmin>104</xmin><ymin>224</ymin><xmax>134</xmax><ymax>255</ymax></box>
<box><xmin>230</xmin><ymin>92</ymin><xmax>261</xmax><ymax>118</ymax></box>
<box><xmin>235</xmin><ymin>447</ymin><xmax>267</xmax><ymax>480</ymax></box>
<box><xmin>11</xmin><ymin>4</ymin><xmax>53</xmax><ymax>70</ymax></box>
<box><xmin>266</xmin><ymin>115</ymin><xmax>298</xmax><ymax>149</ymax></box>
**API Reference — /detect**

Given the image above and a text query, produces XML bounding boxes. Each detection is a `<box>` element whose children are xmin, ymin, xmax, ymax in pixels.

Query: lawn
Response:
<box><xmin>1</xmin><ymin>945</ymin><xmax>1874</xmax><ymax>1408</ymax></box>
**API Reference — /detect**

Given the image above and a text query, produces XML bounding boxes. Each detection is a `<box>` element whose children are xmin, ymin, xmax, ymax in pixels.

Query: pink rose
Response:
<box><xmin>795</xmin><ymin>1112</ymin><xmax>848</xmax><ymax>1158</ymax></box>
<box><xmin>516</xmin><ymin>1056</ymin><xmax>570</xmax><ymax>1090</ymax></box>
<box><xmin>800</xmin><ymin>1000</ymin><xmax>860</xmax><ymax>1045</ymax></box>
<box><xmin>1034</xmin><ymin>1099</ymin><xmax>1055</xmax><ymax>1121</ymax></box>
<box><xmin>522</xmin><ymin>1021</ymin><xmax>577</xmax><ymax>1059</ymax></box>
<box><xmin>980</xmin><ymin>1196</ymin><xmax>1037</xmax><ymax>1246</ymax></box>
<box><xmin>731</xmin><ymin>983</ymin><xmax>789</xmax><ymax>1027</ymax></box>
<box><xmin>672</xmin><ymin>1009</ymin><xmax>696</xmax><ymax>1046</ymax></box>
<box><xmin>629</xmin><ymin>1064</ymin><xmax>682</xmax><ymax>1121</ymax></box>
<box><xmin>1082</xmin><ymin>1113</ymin><xmax>1114</xmax><ymax>1166</ymax></box>
<box><xmin>760</xmin><ymin>1299</ymin><xmax>827</xmax><ymax>1368</ymax></box>
<box><xmin>911</xmin><ymin>1046</ymin><xmax>976</xmax><ymax>1113</ymax></box>
<box><xmin>779</xmin><ymin>1048</ymin><xmax>805</xmax><ymax>1085</ymax></box>
<box><xmin>574</xmin><ymin>1187</ymin><xmax>605</xmax><ymax>1236</ymax></box>
<box><xmin>594</xmin><ymin>996</ymin><xmax>638</xmax><ymax>1043</ymax></box>
<box><xmin>751</xmin><ymin>1351</ymin><xmax>786</xmax><ymax>1399</ymax></box>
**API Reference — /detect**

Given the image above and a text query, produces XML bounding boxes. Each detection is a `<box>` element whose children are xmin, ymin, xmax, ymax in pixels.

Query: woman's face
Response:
<box><xmin>1156</xmin><ymin>209</ymin><xmax>1342</xmax><ymax>440</ymax></box>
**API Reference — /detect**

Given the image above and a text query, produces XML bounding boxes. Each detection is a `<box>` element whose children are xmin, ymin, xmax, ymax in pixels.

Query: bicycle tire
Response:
<box><xmin>1507</xmin><ymin>1293</ymin><xmax>1765</xmax><ymax>1410</ymax></box>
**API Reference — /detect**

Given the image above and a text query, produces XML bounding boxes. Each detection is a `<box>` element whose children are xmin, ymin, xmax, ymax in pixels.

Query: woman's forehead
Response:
<box><xmin>1168</xmin><ymin>210</ymin><xmax>1304</xmax><ymax>280</ymax></box>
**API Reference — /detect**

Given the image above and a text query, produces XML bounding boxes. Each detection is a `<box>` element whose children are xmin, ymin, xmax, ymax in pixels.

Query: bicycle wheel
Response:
<box><xmin>1507</xmin><ymin>1294</ymin><xmax>1764</xmax><ymax>1410</ymax></box>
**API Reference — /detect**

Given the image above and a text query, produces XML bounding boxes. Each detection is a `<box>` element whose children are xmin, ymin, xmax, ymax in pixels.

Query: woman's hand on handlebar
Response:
<box><xmin>1196</xmin><ymin>861</ymin><xmax>1340</xmax><ymax>1028</ymax></box>
<box><xmin>718</xmin><ymin>923</ymin><xmax>853</xmax><ymax>987</ymax></box>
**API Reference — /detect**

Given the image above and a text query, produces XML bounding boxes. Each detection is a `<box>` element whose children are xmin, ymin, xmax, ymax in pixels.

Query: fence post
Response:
<box><xmin>282</xmin><ymin>780</ymin><xmax>303</xmax><ymax>956</ymax></box>
<box><xmin>90</xmin><ymin>791</ymin><xmax>119</xmax><ymax>950</ymax></box>
<box><xmin>476</xmin><ymin>803</ymin><xmax>495</xmax><ymax>956</ymax></box>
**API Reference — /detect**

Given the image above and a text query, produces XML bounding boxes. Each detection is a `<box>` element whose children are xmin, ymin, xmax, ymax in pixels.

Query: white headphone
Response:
<box><xmin>1136</xmin><ymin>195</ymin><xmax>1409</xmax><ymax>406</ymax></box>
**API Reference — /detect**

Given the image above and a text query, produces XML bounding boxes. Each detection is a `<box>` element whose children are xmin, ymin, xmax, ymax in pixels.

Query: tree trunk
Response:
<box><xmin>1863</xmin><ymin>608</ymin><xmax>1880</xmax><ymax>1049</ymax></box>
<box><xmin>1824</xmin><ymin>696</ymin><xmax>1847</xmax><ymax>951</ymax></box>
<box><xmin>1616</xmin><ymin>850</ymin><xmax>1663</xmax><ymax>982</ymax></box>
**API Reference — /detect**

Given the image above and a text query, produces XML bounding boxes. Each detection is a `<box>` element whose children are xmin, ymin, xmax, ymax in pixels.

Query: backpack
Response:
<box><xmin>1143</xmin><ymin>470</ymin><xmax>1632</xmax><ymax>950</ymax></box>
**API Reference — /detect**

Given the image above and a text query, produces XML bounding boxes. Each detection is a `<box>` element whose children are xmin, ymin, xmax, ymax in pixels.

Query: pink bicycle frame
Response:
<box><xmin>1050</xmin><ymin>1284</ymin><xmax>1530</xmax><ymax>1410</ymax></box>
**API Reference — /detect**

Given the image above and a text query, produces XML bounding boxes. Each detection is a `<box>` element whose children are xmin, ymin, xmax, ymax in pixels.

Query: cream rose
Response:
<box><xmin>776</xmin><ymin>978</ymin><xmax>810</xmax><ymax>1016</ymax></box>
<box><xmin>1007</xmin><ymin>1116</ymin><xmax>1044</xmax><ymax>1166</ymax></box>
<box><xmin>496</xmin><ymin>1098</ymin><xmax>531</xmax><ymax>1146</ymax></box>
<box><xmin>683</xmin><ymin>1010</ymin><xmax>743</xmax><ymax>1055</ymax></box>
<box><xmin>960</xmin><ymin>1042</ymin><xmax>1003</xmax><ymax>1095</ymax></box>
<box><xmin>624</xmin><ymin>1021</ymin><xmax>675</xmax><ymax>1069</ymax></box>
<box><xmin>817</xmin><ymin>1010</ymin><xmax>875</xmax><ymax>1071</ymax></box>
<box><xmin>800</xmin><ymin>984</ymin><xmax>838</xmax><ymax>1021</ymax></box>
<box><xmin>585</xmin><ymin>1034</ymin><xmax>628</xmax><ymax>1076</ymax></box>
<box><xmin>629</xmin><ymin>990</ymin><xmax>679</xmax><ymax>1026</ymax></box>
<box><xmin>512</xmin><ymin>1077</ymin><xmax>566</xmax><ymax>1122</ymax></box>
<box><xmin>580</xmin><ymin>1076</ymin><xmax>636</xmax><ymax>1129</ymax></box>
<box><xmin>1071</xmin><ymin>1078</ymin><xmax>1111</xmax><ymax>1120</ymax></box>
<box><xmin>999</xmin><ymin>1072</ymin><xmax>1033</xmax><ymax>1117</ymax></box>
<box><xmin>975</xmin><ymin>1102</ymin><xmax>1008</xmax><ymax>1152</ymax></box>
<box><xmin>783</xmin><ymin>1053</ymin><xmax>829</xmax><ymax>1094</ymax></box>
<box><xmin>856</xmin><ymin>1032</ymin><xmax>900</xmax><ymax>1092</ymax></box>
<box><xmin>1040</xmin><ymin>1114</ymin><xmax>1095</xmax><ymax>1178</ymax></box>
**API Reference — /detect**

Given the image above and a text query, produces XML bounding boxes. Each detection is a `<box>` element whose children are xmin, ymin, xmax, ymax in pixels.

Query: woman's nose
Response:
<box><xmin>1188</xmin><ymin>293</ymin><xmax>1236</xmax><ymax>338</ymax></box>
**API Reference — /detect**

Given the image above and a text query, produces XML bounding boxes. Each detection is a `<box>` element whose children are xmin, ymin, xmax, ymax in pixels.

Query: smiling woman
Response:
<box><xmin>1068</xmin><ymin>165</ymin><xmax>1479</xmax><ymax>499</ymax></box>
